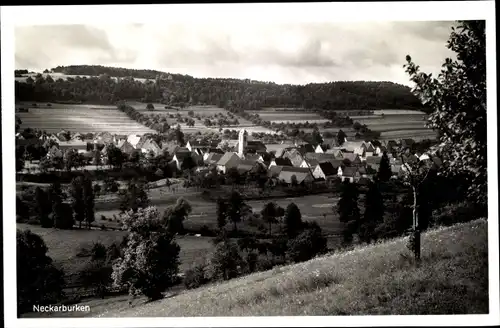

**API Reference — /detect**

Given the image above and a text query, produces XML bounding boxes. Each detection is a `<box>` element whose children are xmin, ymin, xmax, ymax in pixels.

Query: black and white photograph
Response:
<box><xmin>1</xmin><ymin>2</ymin><xmax>498</xmax><ymax>327</ymax></box>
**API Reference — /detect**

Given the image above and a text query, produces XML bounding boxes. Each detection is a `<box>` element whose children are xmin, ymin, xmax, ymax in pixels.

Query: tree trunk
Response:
<box><xmin>412</xmin><ymin>186</ymin><xmax>421</xmax><ymax>262</ymax></box>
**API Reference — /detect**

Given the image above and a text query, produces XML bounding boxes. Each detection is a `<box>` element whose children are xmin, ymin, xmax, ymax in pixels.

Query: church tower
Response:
<box><xmin>238</xmin><ymin>129</ymin><xmax>247</xmax><ymax>158</ymax></box>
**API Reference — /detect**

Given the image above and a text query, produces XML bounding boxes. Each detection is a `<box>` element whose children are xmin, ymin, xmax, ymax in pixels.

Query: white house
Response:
<box><xmin>216</xmin><ymin>152</ymin><xmax>241</xmax><ymax>174</ymax></box>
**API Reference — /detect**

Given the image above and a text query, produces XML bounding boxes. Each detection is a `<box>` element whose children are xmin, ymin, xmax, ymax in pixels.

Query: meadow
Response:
<box><xmin>125</xmin><ymin>102</ymin><xmax>277</xmax><ymax>134</ymax></box>
<box><xmin>248</xmin><ymin>109</ymin><xmax>329</xmax><ymax>124</ymax></box>
<box><xmin>30</xmin><ymin>219</ymin><xmax>488</xmax><ymax>317</ymax></box>
<box><xmin>15</xmin><ymin>102</ymin><xmax>155</xmax><ymax>134</ymax></box>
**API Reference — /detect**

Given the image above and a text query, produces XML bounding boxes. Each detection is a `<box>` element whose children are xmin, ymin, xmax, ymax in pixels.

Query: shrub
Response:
<box><xmin>79</xmin><ymin>260</ymin><xmax>113</xmax><ymax>299</ymax></box>
<box><xmin>210</xmin><ymin>239</ymin><xmax>243</xmax><ymax>281</ymax></box>
<box><xmin>184</xmin><ymin>263</ymin><xmax>209</xmax><ymax>289</ymax></box>
<box><xmin>430</xmin><ymin>202</ymin><xmax>485</xmax><ymax>227</ymax></box>
<box><xmin>112</xmin><ymin>207</ymin><xmax>180</xmax><ymax>301</ymax></box>
<box><xmin>17</xmin><ymin>229</ymin><xmax>65</xmax><ymax>315</ymax></box>
<box><xmin>286</xmin><ymin>223</ymin><xmax>328</xmax><ymax>263</ymax></box>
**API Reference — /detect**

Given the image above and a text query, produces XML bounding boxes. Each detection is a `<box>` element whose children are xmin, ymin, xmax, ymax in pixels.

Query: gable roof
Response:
<box><xmin>205</xmin><ymin>153</ymin><xmax>223</xmax><ymax>164</ymax></box>
<box><xmin>264</xmin><ymin>143</ymin><xmax>295</xmax><ymax>157</ymax></box>
<box><xmin>325</xmin><ymin>148</ymin><xmax>343</xmax><ymax>158</ymax></box>
<box><xmin>217</xmin><ymin>152</ymin><xmax>240</xmax><ymax>166</ymax></box>
<box><xmin>278</xmin><ymin>167</ymin><xmax>313</xmax><ymax>184</ymax></box>
<box><xmin>304</xmin><ymin>152</ymin><xmax>338</xmax><ymax>162</ymax></box>
<box><xmin>341</xmin><ymin>166</ymin><xmax>360</xmax><ymax>177</ymax></box>
<box><xmin>272</xmin><ymin>157</ymin><xmax>293</xmax><ymax>166</ymax></box>
<box><xmin>343</xmin><ymin>153</ymin><xmax>360</xmax><ymax>163</ymax></box>
<box><xmin>317</xmin><ymin>162</ymin><xmax>337</xmax><ymax>176</ymax></box>
<box><xmin>341</xmin><ymin>141</ymin><xmax>364</xmax><ymax>152</ymax></box>
<box><xmin>174</xmin><ymin>150</ymin><xmax>194</xmax><ymax>161</ymax></box>
<box><xmin>365</xmin><ymin>156</ymin><xmax>382</xmax><ymax>165</ymax></box>
<box><xmin>298</xmin><ymin>144</ymin><xmax>315</xmax><ymax>154</ymax></box>
<box><xmin>141</xmin><ymin>139</ymin><xmax>161</xmax><ymax>151</ymax></box>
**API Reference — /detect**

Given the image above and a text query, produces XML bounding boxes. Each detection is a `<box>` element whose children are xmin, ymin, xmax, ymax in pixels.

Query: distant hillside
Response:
<box><xmin>15</xmin><ymin>65</ymin><xmax>427</xmax><ymax>112</ymax></box>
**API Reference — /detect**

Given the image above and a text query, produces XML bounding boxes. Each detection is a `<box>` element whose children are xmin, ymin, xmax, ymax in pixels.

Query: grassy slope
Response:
<box><xmin>74</xmin><ymin>218</ymin><xmax>488</xmax><ymax>317</ymax></box>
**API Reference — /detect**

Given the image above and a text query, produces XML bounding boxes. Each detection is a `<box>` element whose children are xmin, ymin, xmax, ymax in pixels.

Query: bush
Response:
<box><xmin>184</xmin><ymin>264</ymin><xmax>209</xmax><ymax>289</ymax></box>
<box><xmin>286</xmin><ymin>223</ymin><xmax>328</xmax><ymax>263</ymax></box>
<box><xmin>430</xmin><ymin>202</ymin><xmax>485</xmax><ymax>227</ymax></box>
<box><xmin>17</xmin><ymin>229</ymin><xmax>65</xmax><ymax>315</ymax></box>
<box><xmin>210</xmin><ymin>239</ymin><xmax>243</xmax><ymax>281</ymax></box>
<box><xmin>79</xmin><ymin>260</ymin><xmax>113</xmax><ymax>299</ymax></box>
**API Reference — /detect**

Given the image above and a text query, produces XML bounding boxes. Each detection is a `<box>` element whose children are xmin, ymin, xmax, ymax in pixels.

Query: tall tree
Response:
<box><xmin>119</xmin><ymin>180</ymin><xmax>150</xmax><ymax>213</ymax></box>
<box><xmin>359</xmin><ymin>181</ymin><xmax>385</xmax><ymax>243</ymax></box>
<box><xmin>226</xmin><ymin>191</ymin><xmax>245</xmax><ymax>232</ymax></box>
<box><xmin>283</xmin><ymin>202</ymin><xmax>303</xmax><ymax>238</ymax></box>
<box><xmin>163</xmin><ymin>197</ymin><xmax>192</xmax><ymax>234</ymax></box>
<box><xmin>404</xmin><ymin>20</ymin><xmax>486</xmax><ymax>205</ymax></box>
<box><xmin>336</xmin><ymin>181</ymin><xmax>360</xmax><ymax>244</ymax></box>
<box><xmin>377</xmin><ymin>151</ymin><xmax>392</xmax><ymax>182</ymax></box>
<box><xmin>336</xmin><ymin>129</ymin><xmax>347</xmax><ymax>146</ymax></box>
<box><xmin>17</xmin><ymin>229</ymin><xmax>65</xmax><ymax>315</ymax></box>
<box><xmin>216</xmin><ymin>197</ymin><xmax>227</xmax><ymax>230</ymax></box>
<box><xmin>70</xmin><ymin>177</ymin><xmax>86</xmax><ymax>228</ymax></box>
<box><xmin>34</xmin><ymin>187</ymin><xmax>52</xmax><ymax>228</ymax></box>
<box><xmin>261</xmin><ymin>202</ymin><xmax>279</xmax><ymax>233</ymax></box>
<box><xmin>112</xmin><ymin>207</ymin><xmax>180</xmax><ymax>301</ymax></box>
<box><xmin>82</xmin><ymin>175</ymin><xmax>95</xmax><ymax>229</ymax></box>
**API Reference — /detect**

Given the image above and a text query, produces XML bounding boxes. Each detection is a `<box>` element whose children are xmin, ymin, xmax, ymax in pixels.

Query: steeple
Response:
<box><xmin>238</xmin><ymin>129</ymin><xmax>247</xmax><ymax>158</ymax></box>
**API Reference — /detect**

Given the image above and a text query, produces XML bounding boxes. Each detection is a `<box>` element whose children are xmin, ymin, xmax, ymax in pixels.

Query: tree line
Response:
<box><xmin>15</xmin><ymin>66</ymin><xmax>425</xmax><ymax>111</ymax></box>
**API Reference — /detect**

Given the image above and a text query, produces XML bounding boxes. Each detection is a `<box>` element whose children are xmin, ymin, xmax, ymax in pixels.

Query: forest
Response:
<box><xmin>15</xmin><ymin>65</ymin><xmax>426</xmax><ymax>112</ymax></box>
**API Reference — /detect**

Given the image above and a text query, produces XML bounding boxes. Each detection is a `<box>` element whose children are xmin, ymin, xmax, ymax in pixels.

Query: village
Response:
<box><xmin>16</xmin><ymin>126</ymin><xmax>435</xmax><ymax>186</ymax></box>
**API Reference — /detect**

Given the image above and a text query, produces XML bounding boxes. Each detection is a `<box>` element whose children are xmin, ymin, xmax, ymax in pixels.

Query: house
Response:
<box><xmin>297</xmin><ymin>143</ymin><xmax>315</xmax><ymax>155</ymax></box>
<box><xmin>304</xmin><ymin>152</ymin><xmax>338</xmax><ymax>163</ymax></box>
<box><xmin>141</xmin><ymin>139</ymin><xmax>162</xmax><ymax>156</ymax></box>
<box><xmin>325</xmin><ymin>148</ymin><xmax>343</xmax><ymax>158</ymax></box>
<box><xmin>401</xmin><ymin>154</ymin><xmax>419</xmax><ymax>164</ymax></box>
<box><xmin>338</xmin><ymin>166</ymin><xmax>362</xmax><ymax>183</ymax></box>
<box><xmin>342</xmin><ymin>153</ymin><xmax>362</xmax><ymax>166</ymax></box>
<box><xmin>15</xmin><ymin>133</ymin><xmax>25</xmax><ymax>140</ymax></box>
<box><xmin>244</xmin><ymin>153</ymin><xmax>265</xmax><ymax>163</ymax></box>
<box><xmin>384</xmin><ymin>140</ymin><xmax>398</xmax><ymax>151</ymax></box>
<box><xmin>218</xmin><ymin>140</ymin><xmax>239</xmax><ymax>151</ymax></box>
<box><xmin>113</xmin><ymin>134</ymin><xmax>128</xmax><ymax>144</ymax></box>
<box><xmin>374</xmin><ymin>145</ymin><xmax>387</xmax><ymax>156</ymax></box>
<box><xmin>300</xmin><ymin>158</ymin><xmax>319</xmax><ymax>170</ymax></box>
<box><xmin>71</xmin><ymin>132</ymin><xmax>84</xmax><ymax>141</ymax></box>
<box><xmin>341</xmin><ymin>141</ymin><xmax>365</xmax><ymax>154</ymax></box>
<box><xmin>237</xmin><ymin>160</ymin><xmax>261</xmax><ymax>174</ymax></box>
<box><xmin>419</xmin><ymin>153</ymin><xmax>443</xmax><ymax>167</ymax></box>
<box><xmin>391</xmin><ymin>164</ymin><xmax>402</xmax><ymax>176</ymax></box>
<box><xmin>401</xmin><ymin>138</ymin><xmax>415</xmax><ymax>149</ymax></box>
<box><xmin>94</xmin><ymin>131</ymin><xmax>113</xmax><ymax>144</ymax></box>
<box><xmin>282</xmin><ymin>148</ymin><xmax>305</xmax><ymax>167</ymax></box>
<box><xmin>46</xmin><ymin>145</ymin><xmax>63</xmax><ymax>159</ymax></box>
<box><xmin>363</xmin><ymin>142</ymin><xmax>376</xmax><ymax>157</ymax></box>
<box><xmin>240</xmin><ymin>140</ymin><xmax>267</xmax><ymax>154</ymax></box>
<box><xmin>204</xmin><ymin>152</ymin><xmax>223</xmax><ymax>166</ymax></box>
<box><xmin>162</xmin><ymin>143</ymin><xmax>180</xmax><ymax>156</ymax></box>
<box><xmin>365</xmin><ymin>156</ymin><xmax>382</xmax><ymax>167</ymax></box>
<box><xmin>269</xmin><ymin>166</ymin><xmax>314</xmax><ymax>185</ymax></box>
<box><xmin>117</xmin><ymin>140</ymin><xmax>136</xmax><ymax>155</ymax></box>
<box><xmin>58</xmin><ymin>141</ymin><xmax>88</xmax><ymax>153</ymax></box>
<box><xmin>313</xmin><ymin>162</ymin><xmax>338</xmax><ymax>180</ymax></box>
<box><xmin>216</xmin><ymin>152</ymin><xmax>241</xmax><ymax>174</ymax></box>
<box><xmin>264</xmin><ymin>143</ymin><xmax>295</xmax><ymax>158</ymax></box>
<box><xmin>171</xmin><ymin>150</ymin><xmax>197</xmax><ymax>170</ymax></box>
<box><xmin>186</xmin><ymin>140</ymin><xmax>221</xmax><ymax>153</ymax></box>
<box><xmin>268</xmin><ymin>157</ymin><xmax>293</xmax><ymax>169</ymax></box>
<box><xmin>314</xmin><ymin>144</ymin><xmax>328</xmax><ymax>153</ymax></box>
<box><xmin>203</xmin><ymin>148</ymin><xmax>224</xmax><ymax>161</ymax></box>
<box><xmin>127</xmin><ymin>134</ymin><xmax>142</xmax><ymax>148</ymax></box>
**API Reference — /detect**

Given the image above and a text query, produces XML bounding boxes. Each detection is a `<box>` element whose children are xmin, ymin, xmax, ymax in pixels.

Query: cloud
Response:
<box><xmin>14</xmin><ymin>21</ymin><xmax>456</xmax><ymax>85</ymax></box>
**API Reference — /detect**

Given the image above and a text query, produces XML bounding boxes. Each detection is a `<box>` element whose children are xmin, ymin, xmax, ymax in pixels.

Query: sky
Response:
<box><xmin>14</xmin><ymin>21</ymin><xmax>456</xmax><ymax>86</ymax></box>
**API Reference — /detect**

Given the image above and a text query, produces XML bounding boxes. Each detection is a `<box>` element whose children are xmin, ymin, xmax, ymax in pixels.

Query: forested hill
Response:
<box><xmin>15</xmin><ymin>65</ymin><xmax>426</xmax><ymax>112</ymax></box>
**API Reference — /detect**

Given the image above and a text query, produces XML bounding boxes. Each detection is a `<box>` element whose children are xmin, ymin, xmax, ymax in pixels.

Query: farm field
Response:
<box><xmin>126</xmin><ymin>102</ymin><xmax>277</xmax><ymax>134</ymax></box>
<box><xmin>15</xmin><ymin>223</ymin><xmax>215</xmax><ymax>276</ymax></box>
<box><xmin>248</xmin><ymin>110</ymin><xmax>329</xmax><ymax>124</ymax></box>
<box><xmin>15</xmin><ymin>102</ymin><xmax>155</xmax><ymax>134</ymax></box>
<box><xmin>380</xmin><ymin>129</ymin><xmax>438</xmax><ymax>141</ymax></box>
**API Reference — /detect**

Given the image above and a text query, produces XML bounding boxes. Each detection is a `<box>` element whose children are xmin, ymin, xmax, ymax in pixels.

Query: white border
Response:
<box><xmin>2</xmin><ymin>2</ymin><xmax>498</xmax><ymax>327</ymax></box>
